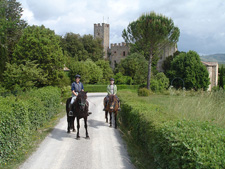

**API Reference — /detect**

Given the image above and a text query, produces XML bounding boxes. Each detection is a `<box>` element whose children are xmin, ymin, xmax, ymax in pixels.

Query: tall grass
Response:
<box><xmin>129</xmin><ymin>88</ymin><xmax>225</xmax><ymax>128</ymax></box>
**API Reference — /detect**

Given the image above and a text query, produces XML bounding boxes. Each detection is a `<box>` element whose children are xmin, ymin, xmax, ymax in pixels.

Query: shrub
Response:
<box><xmin>118</xmin><ymin>91</ymin><xmax>225</xmax><ymax>168</ymax></box>
<box><xmin>0</xmin><ymin>86</ymin><xmax>61</xmax><ymax>164</ymax></box>
<box><xmin>138</xmin><ymin>88</ymin><xmax>152</xmax><ymax>96</ymax></box>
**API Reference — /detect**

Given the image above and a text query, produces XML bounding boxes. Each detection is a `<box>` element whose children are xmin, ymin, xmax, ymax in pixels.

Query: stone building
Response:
<box><xmin>201</xmin><ymin>61</ymin><xmax>218</xmax><ymax>91</ymax></box>
<box><xmin>94</xmin><ymin>23</ymin><xmax>109</xmax><ymax>59</ymax></box>
<box><xmin>157</xmin><ymin>44</ymin><xmax>177</xmax><ymax>72</ymax></box>
<box><xmin>108</xmin><ymin>42</ymin><xmax>130</xmax><ymax>69</ymax></box>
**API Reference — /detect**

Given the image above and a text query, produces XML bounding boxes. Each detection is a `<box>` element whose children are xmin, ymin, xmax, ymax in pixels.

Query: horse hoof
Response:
<box><xmin>67</xmin><ymin>130</ymin><xmax>70</xmax><ymax>133</ymax></box>
<box><xmin>109</xmin><ymin>125</ymin><xmax>112</xmax><ymax>127</ymax></box>
<box><xmin>86</xmin><ymin>136</ymin><xmax>90</xmax><ymax>139</ymax></box>
<box><xmin>76</xmin><ymin>136</ymin><xmax>80</xmax><ymax>140</ymax></box>
<box><xmin>73</xmin><ymin>129</ymin><xmax>76</xmax><ymax>132</ymax></box>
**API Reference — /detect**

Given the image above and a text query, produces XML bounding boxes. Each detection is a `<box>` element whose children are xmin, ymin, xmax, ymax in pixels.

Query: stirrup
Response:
<box><xmin>69</xmin><ymin>111</ymin><xmax>73</xmax><ymax>116</ymax></box>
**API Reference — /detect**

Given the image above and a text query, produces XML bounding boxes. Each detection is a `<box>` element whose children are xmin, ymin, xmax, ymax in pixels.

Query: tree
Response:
<box><xmin>61</xmin><ymin>32</ymin><xmax>89</xmax><ymax>61</ymax></box>
<box><xmin>168</xmin><ymin>51</ymin><xmax>210</xmax><ymax>90</ymax></box>
<box><xmin>122</xmin><ymin>12</ymin><xmax>180</xmax><ymax>89</ymax></box>
<box><xmin>95</xmin><ymin>60</ymin><xmax>113</xmax><ymax>83</ymax></box>
<box><xmin>115</xmin><ymin>53</ymin><xmax>148</xmax><ymax>85</ymax></box>
<box><xmin>68</xmin><ymin>59</ymin><xmax>103</xmax><ymax>84</ymax></box>
<box><xmin>12</xmin><ymin>25</ymin><xmax>65</xmax><ymax>86</ymax></box>
<box><xmin>81</xmin><ymin>34</ymin><xmax>103</xmax><ymax>61</ymax></box>
<box><xmin>2</xmin><ymin>61</ymin><xmax>47</xmax><ymax>91</ymax></box>
<box><xmin>219</xmin><ymin>65</ymin><xmax>224</xmax><ymax>89</ymax></box>
<box><xmin>0</xmin><ymin>0</ymin><xmax>27</xmax><ymax>80</ymax></box>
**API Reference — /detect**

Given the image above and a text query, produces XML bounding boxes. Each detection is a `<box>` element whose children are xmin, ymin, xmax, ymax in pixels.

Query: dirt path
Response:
<box><xmin>20</xmin><ymin>93</ymin><xmax>135</xmax><ymax>169</ymax></box>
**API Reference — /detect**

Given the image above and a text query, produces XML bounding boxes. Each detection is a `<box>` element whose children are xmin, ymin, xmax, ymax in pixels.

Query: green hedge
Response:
<box><xmin>0</xmin><ymin>86</ymin><xmax>61</xmax><ymax>164</ymax></box>
<box><xmin>118</xmin><ymin>91</ymin><xmax>225</xmax><ymax>168</ymax></box>
<box><xmin>83</xmin><ymin>84</ymin><xmax>139</xmax><ymax>92</ymax></box>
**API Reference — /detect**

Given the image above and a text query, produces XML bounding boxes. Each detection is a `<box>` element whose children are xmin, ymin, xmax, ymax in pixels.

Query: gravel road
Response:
<box><xmin>20</xmin><ymin>93</ymin><xmax>135</xmax><ymax>169</ymax></box>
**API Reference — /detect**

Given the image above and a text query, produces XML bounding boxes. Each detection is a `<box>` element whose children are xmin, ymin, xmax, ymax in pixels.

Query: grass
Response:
<box><xmin>118</xmin><ymin>89</ymin><xmax>225</xmax><ymax>168</ymax></box>
<box><xmin>1</xmin><ymin>104</ymin><xmax>66</xmax><ymax>169</ymax></box>
<box><xmin>120</xmin><ymin>89</ymin><xmax>225</xmax><ymax>128</ymax></box>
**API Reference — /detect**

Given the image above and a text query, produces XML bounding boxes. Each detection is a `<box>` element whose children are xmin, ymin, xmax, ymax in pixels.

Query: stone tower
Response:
<box><xmin>94</xmin><ymin>23</ymin><xmax>110</xmax><ymax>59</ymax></box>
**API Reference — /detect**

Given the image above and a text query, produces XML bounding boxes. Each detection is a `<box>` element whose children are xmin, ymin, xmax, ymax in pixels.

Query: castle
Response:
<box><xmin>93</xmin><ymin>23</ymin><xmax>218</xmax><ymax>90</ymax></box>
<box><xmin>94</xmin><ymin>23</ymin><xmax>176</xmax><ymax>71</ymax></box>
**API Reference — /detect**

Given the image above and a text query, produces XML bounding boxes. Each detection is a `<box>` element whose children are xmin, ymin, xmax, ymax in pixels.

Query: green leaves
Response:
<box><xmin>12</xmin><ymin>25</ymin><xmax>65</xmax><ymax>86</ymax></box>
<box><xmin>167</xmin><ymin>50</ymin><xmax>210</xmax><ymax>90</ymax></box>
<box><xmin>3</xmin><ymin>60</ymin><xmax>47</xmax><ymax>91</ymax></box>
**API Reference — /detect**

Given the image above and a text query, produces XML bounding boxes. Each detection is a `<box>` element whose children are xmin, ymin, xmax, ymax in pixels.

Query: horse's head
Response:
<box><xmin>108</xmin><ymin>95</ymin><xmax>117</xmax><ymax>111</ymax></box>
<box><xmin>77</xmin><ymin>91</ymin><xmax>88</xmax><ymax>111</ymax></box>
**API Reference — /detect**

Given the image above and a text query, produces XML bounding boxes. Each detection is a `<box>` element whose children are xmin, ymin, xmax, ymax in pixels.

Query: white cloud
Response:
<box><xmin>17</xmin><ymin>0</ymin><xmax>225</xmax><ymax>54</ymax></box>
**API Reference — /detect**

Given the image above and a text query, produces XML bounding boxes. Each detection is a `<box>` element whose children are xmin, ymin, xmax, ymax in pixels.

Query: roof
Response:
<box><xmin>201</xmin><ymin>61</ymin><xmax>218</xmax><ymax>67</ymax></box>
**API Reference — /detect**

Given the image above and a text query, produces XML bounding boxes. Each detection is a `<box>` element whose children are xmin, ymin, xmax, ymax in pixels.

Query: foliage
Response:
<box><xmin>114</xmin><ymin>72</ymin><xmax>133</xmax><ymax>85</ymax></box>
<box><xmin>12</xmin><ymin>25</ymin><xmax>65</xmax><ymax>86</ymax></box>
<box><xmin>68</xmin><ymin>59</ymin><xmax>103</xmax><ymax>84</ymax></box>
<box><xmin>115</xmin><ymin>53</ymin><xmax>148</xmax><ymax>85</ymax></box>
<box><xmin>95</xmin><ymin>59</ymin><xmax>113</xmax><ymax>83</ymax></box>
<box><xmin>2</xmin><ymin>60</ymin><xmax>47</xmax><ymax>91</ymax></box>
<box><xmin>162</xmin><ymin>50</ymin><xmax>181</xmax><ymax>73</ymax></box>
<box><xmin>0</xmin><ymin>86</ymin><xmax>61</xmax><ymax>164</ymax></box>
<box><xmin>138</xmin><ymin>88</ymin><xmax>152</xmax><ymax>96</ymax></box>
<box><xmin>118</xmin><ymin>91</ymin><xmax>225</xmax><ymax>169</ymax></box>
<box><xmin>61</xmin><ymin>33</ymin><xmax>103</xmax><ymax>61</ymax></box>
<box><xmin>167</xmin><ymin>50</ymin><xmax>210</xmax><ymax>90</ymax></box>
<box><xmin>150</xmin><ymin>72</ymin><xmax>169</xmax><ymax>92</ymax></box>
<box><xmin>122</xmin><ymin>12</ymin><xmax>180</xmax><ymax>89</ymax></box>
<box><xmin>82</xmin><ymin>84</ymin><xmax>139</xmax><ymax>92</ymax></box>
<box><xmin>0</xmin><ymin>0</ymin><xmax>27</xmax><ymax>80</ymax></box>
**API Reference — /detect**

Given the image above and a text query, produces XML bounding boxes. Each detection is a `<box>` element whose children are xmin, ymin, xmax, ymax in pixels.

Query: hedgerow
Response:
<box><xmin>118</xmin><ymin>91</ymin><xmax>225</xmax><ymax>168</ymax></box>
<box><xmin>83</xmin><ymin>84</ymin><xmax>138</xmax><ymax>92</ymax></box>
<box><xmin>0</xmin><ymin>86</ymin><xmax>61</xmax><ymax>164</ymax></box>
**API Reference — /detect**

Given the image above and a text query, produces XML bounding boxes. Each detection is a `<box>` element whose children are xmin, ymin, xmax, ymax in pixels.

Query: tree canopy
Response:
<box><xmin>12</xmin><ymin>25</ymin><xmax>66</xmax><ymax>86</ymax></box>
<box><xmin>61</xmin><ymin>33</ymin><xmax>103</xmax><ymax>62</ymax></box>
<box><xmin>115</xmin><ymin>53</ymin><xmax>148</xmax><ymax>85</ymax></box>
<box><xmin>123</xmin><ymin>12</ymin><xmax>180</xmax><ymax>89</ymax></box>
<box><xmin>167</xmin><ymin>51</ymin><xmax>210</xmax><ymax>90</ymax></box>
<box><xmin>0</xmin><ymin>0</ymin><xmax>27</xmax><ymax>80</ymax></box>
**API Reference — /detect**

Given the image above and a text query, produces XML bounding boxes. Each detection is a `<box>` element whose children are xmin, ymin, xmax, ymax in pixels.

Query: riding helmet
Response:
<box><xmin>75</xmin><ymin>74</ymin><xmax>81</xmax><ymax>79</ymax></box>
<box><xmin>110</xmin><ymin>78</ymin><xmax>114</xmax><ymax>81</ymax></box>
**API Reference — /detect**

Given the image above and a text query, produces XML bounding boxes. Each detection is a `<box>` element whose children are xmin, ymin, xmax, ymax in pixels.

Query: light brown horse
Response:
<box><xmin>104</xmin><ymin>95</ymin><xmax>119</xmax><ymax>128</ymax></box>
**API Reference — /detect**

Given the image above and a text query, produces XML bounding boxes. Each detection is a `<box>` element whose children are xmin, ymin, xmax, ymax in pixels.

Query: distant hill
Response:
<box><xmin>200</xmin><ymin>54</ymin><xmax>225</xmax><ymax>65</ymax></box>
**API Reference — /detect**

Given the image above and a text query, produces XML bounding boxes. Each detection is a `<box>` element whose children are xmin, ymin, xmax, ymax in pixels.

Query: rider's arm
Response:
<box><xmin>81</xmin><ymin>83</ymin><xmax>84</xmax><ymax>91</ymax></box>
<box><xmin>72</xmin><ymin>90</ymin><xmax>78</xmax><ymax>96</ymax></box>
<box><xmin>114</xmin><ymin>85</ymin><xmax>117</xmax><ymax>95</ymax></box>
<box><xmin>107</xmin><ymin>85</ymin><xmax>111</xmax><ymax>95</ymax></box>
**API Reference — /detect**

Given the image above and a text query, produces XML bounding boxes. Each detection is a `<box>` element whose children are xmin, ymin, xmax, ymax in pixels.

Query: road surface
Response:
<box><xmin>20</xmin><ymin>93</ymin><xmax>135</xmax><ymax>169</ymax></box>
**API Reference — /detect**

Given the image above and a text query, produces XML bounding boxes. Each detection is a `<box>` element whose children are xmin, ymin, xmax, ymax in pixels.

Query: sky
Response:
<box><xmin>17</xmin><ymin>0</ymin><xmax>225</xmax><ymax>55</ymax></box>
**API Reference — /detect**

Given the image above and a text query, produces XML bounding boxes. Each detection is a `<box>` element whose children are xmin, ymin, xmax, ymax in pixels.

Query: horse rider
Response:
<box><xmin>103</xmin><ymin>78</ymin><xmax>121</xmax><ymax>111</ymax></box>
<box><xmin>69</xmin><ymin>74</ymin><xmax>86</xmax><ymax>116</ymax></box>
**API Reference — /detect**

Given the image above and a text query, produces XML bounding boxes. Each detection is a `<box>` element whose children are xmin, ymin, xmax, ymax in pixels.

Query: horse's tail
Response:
<box><xmin>66</xmin><ymin>97</ymin><xmax>72</xmax><ymax>114</ymax></box>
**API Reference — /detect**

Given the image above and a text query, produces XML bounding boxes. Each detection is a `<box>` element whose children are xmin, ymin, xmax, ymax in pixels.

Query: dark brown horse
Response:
<box><xmin>104</xmin><ymin>95</ymin><xmax>119</xmax><ymax>128</ymax></box>
<box><xmin>66</xmin><ymin>97</ymin><xmax>76</xmax><ymax>133</ymax></box>
<box><xmin>73</xmin><ymin>91</ymin><xmax>89</xmax><ymax>139</ymax></box>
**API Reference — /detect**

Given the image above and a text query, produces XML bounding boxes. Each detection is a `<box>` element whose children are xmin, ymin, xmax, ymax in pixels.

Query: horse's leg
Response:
<box><xmin>84</xmin><ymin>116</ymin><xmax>89</xmax><ymax>138</ymax></box>
<box><xmin>115</xmin><ymin>111</ymin><xmax>117</xmax><ymax>129</ymax></box>
<box><xmin>76</xmin><ymin>117</ymin><xmax>80</xmax><ymax>139</ymax></box>
<box><xmin>67</xmin><ymin>116</ymin><xmax>70</xmax><ymax>133</ymax></box>
<box><xmin>72</xmin><ymin>116</ymin><xmax>76</xmax><ymax>132</ymax></box>
<box><xmin>109</xmin><ymin>112</ymin><xmax>112</xmax><ymax>127</ymax></box>
<box><xmin>105</xmin><ymin>111</ymin><xmax>108</xmax><ymax>123</ymax></box>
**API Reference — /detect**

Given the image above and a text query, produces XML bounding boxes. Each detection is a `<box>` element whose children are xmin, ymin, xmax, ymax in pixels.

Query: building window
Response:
<box><xmin>114</xmin><ymin>51</ymin><xmax>116</xmax><ymax>54</ymax></box>
<box><xmin>123</xmin><ymin>51</ymin><xmax>126</xmax><ymax>56</ymax></box>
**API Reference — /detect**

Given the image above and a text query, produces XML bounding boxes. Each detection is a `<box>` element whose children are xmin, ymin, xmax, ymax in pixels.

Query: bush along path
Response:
<box><xmin>0</xmin><ymin>87</ymin><xmax>61</xmax><ymax>168</ymax></box>
<box><xmin>118</xmin><ymin>91</ymin><xmax>225</xmax><ymax>169</ymax></box>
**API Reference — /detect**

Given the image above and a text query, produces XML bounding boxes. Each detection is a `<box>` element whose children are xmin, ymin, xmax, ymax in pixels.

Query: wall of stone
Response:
<box><xmin>202</xmin><ymin>61</ymin><xmax>218</xmax><ymax>91</ymax></box>
<box><xmin>109</xmin><ymin>42</ymin><xmax>130</xmax><ymax>69</ymax></box>
<box><xmin>94</xmin><ymin>23</ymin><xmax>109</xmax><ymax>59</ymax></box>
<box><xmin>157</xmin><ymin>44</ymin><xmax>177</xmax><ymax>72</ymax></box>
